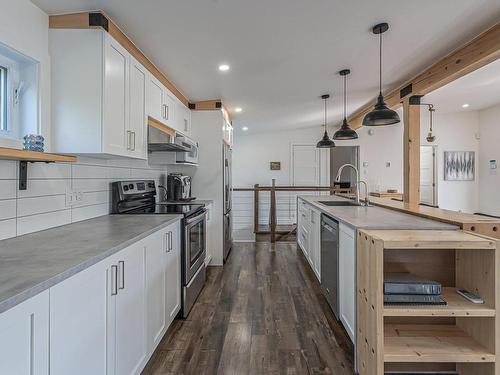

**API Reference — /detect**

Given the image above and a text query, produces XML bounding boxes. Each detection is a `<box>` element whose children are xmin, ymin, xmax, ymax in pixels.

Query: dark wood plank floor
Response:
<box><xmin>142</xmin><ymin>242</ymin><xmax>354</xmax><ymax>375</ymax></box>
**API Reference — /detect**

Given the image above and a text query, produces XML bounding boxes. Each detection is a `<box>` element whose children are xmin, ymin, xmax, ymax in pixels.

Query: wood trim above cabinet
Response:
<box><xmin>348</xmin><ymin>21</ymin><xmax>500</xmax><ymax>129</ymax></box>
<box><xmin>49</xmin><ymin>11</ymin><xmax>189</xmax><ymax>107</ymax></box>
<box><xmin>148</xmin><ymin>116</ymin><xmax>176</xmax><ymax>137</ymax></box>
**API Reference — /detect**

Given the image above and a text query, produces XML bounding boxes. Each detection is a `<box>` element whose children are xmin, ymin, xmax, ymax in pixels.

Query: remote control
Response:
<box><xmin>457</xmin><ymin>289</ymin><xmax>484</xmax><ymax>304</ymax></box>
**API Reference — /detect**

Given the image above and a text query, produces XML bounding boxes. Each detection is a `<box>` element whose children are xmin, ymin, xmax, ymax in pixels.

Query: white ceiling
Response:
<box><xmin>32</xmin><ymin>0</ymin><xmax>500</xmax><ymax>135</ymax></box>
<box><xmin>424</xmin><ymin>58</ymin><xmax>500</xmax><ymax>114</ymax></box>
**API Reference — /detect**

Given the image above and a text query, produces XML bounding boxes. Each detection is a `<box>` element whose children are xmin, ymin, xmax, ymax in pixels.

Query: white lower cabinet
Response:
<box><xmin>0</xmin><ymin>291</ymin><xmax>49</xmax><ymax>375</ymax></box>
<box><xmin>339</xmin><ymin>223</ymin><xmax>356</xmax><ymax>342</ymax></box>
<box><xmin>297</xmin><ymin>199</ymin><xmax>321</xmax><ymax>281</ymax></box>
<box><xmin>107</xmin><ymin>241</ymin><xmax>147</xmax><ymax>375</ymax></box>
<box><xmin>50</xmin><ymin>260</ymin><xmax>108</xmax><ymax>375</ymax></box>
<box><xmin>0</xmin><ymin>220</ymin><xmax>184</xmax><ymax>375</ymax></box>
<box><xmin>145</xmin><ymin>222</ymin><xmax>181</xmax><ymax>355</ymax></box>
<box><xmin>165</xmin><ymin>223</ymin><xmax>181</xmax><ymax>324</ymax></box>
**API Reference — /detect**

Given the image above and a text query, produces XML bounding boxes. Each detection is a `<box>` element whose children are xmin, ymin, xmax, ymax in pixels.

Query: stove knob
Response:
<box><xmin>123</xmin><ymin>185</ymin><xmax>129</xmax><ymax>191</ymax></box>
<box><xmin>128</xmin><ymin>184</ymin><xmax>134</xmax><ymax>190</ymax></box>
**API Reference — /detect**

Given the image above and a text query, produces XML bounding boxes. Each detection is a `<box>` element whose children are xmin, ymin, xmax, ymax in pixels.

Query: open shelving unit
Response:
<box><xmin>356</xmin><ymin>230</ymin><xmax>499</xmax><ymax>375</ymax></box>
<box><xmin>0</xmin><ymin>147</ymin><xmax>76</xmax><ymax>190</ymax></box>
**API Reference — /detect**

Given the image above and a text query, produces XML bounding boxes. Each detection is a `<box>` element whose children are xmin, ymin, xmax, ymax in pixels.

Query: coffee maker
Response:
<box><xmin>166</xmin><ymin>173</ymin><xmax>193</xmax><ymax>201</ymax></box>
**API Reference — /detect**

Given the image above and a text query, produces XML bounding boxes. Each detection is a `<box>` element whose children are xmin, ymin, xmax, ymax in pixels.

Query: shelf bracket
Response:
<box><xmin>19</xmin><ymin>160</ymin><xmax>55</xmax><ymax>191</ymax></box>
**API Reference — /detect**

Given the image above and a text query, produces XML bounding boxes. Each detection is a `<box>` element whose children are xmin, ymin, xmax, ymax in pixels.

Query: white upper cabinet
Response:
<box><xmin>102</xmin><ymin>34</ymin><xmax>129</xmax><ymax>156</ymax></box>
<box><xmin>148</xmin><ymin>75</ymin><xmax>165</xmax><ymax>124</ymax></box>
<box><xmin>147</xmin><ymin>74</ymin><xmax>190</xmax><ymax>135</ymax></box>
<box><xmin>50</xmin><ymin>29</ymin><xmax>149</xmax><ymax>159</ymax></box>
<box><xmin>129</xmin><ymin>56</ymin><xmax>148</xmax><ymax>159</ymax></box>
<box><xmin>177</xmin><ymin>100</ymin><xmax>192</xmax><ymax>136</ymax></box>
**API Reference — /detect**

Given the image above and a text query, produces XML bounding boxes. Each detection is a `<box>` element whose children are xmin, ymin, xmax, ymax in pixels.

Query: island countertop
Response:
<box><xmin>0</xmin><ymin>214</ymin><xmax>182</xmax><ymax>314</ymax></box>
<box><xmin>299</xmin><ymin>195</ymin><xmax>458</xmax><ymax>230</ymax></box>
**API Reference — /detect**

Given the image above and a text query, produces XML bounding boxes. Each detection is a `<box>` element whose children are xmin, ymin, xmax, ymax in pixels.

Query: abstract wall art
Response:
<box><xmin>444</xmin><ymin>151</ymin><xmax>475</xmax><ymax>181</ymax></box>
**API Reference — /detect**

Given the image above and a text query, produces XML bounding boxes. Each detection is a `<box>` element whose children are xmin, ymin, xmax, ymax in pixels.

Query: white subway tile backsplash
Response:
<box><xmin>0</xmin><ymin>219</ymin><xmax>16</xmax><ymax>240</ymax></box>
<box><xmin>107</xmin><ymin>166</ymin><xmax>131</xmax><ymax>180</ymax></box>
<box><xmin>0</xmin><ymin>157</ymin><xmax>168</xmax><ymax>239</ymax></box>
<box><xmin>0</xmin><ymin>200</ymin><xmax>16</xmax><ymax>220</ymax></box>
<box><xmin>72</xmin><ymin>178</ymin><xmax>110</xmax><ymax>192</ymax></box>
<box><xmin>0</xmin><ymin>161</ymin><xmax>17</xmax><ymax>179</ymax></box>
<box><xmin>17</xmin><ymin>179</ymin><xmax>71</xmax><ymax>198</ymax></box>
<box><xmin>72</xmin><ymin>203</ymin><xmax>108</xmax><ymax>223</ymax></box>
<box><xmin>74</xmin><ymin>191</ymin><xmax>109</xmax><ymax>207</ymax></box>
<box><xmin>28</xmin><ymin>163</ymin><xmax>71</xmax><ymax>179</ymax></box>
<box><xmin>17</xmin><ymin>209</ymin><xmax>72</xmax><ymax>236</ymax></box>
<box><xmin>17</xmin><ymin>195</ymin><xmax>67</xmax><ymax>217</ymax></box>
<box><xmin>72</xmin><ymin>164</ymin><xmax>108</xmax><ymax>179</ymax></box>
<box><xmin>0</xmin><ymin>180</ymin><xmax>17</xmax><ymax>200</ymax></box>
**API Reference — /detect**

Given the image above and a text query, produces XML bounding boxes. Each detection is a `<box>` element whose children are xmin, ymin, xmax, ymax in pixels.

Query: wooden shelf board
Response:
<box><xmin>0</xmin><ymin>148</ymin><xmax>77</xmax><ymax>163</ymax></box>
<box><xmin>384</xmin><ymin>324</ymin><xmax>495</xmax><ymax>363</ymax></box>
<box><xmin>384</xmin><ymin>288</ymin><xmax>496</xmax><ymax>317</ymax></box>
<box><xmin>360</xmin><ymin>230</ymin><xmax>496</xmax><ymax>250</ymax></box>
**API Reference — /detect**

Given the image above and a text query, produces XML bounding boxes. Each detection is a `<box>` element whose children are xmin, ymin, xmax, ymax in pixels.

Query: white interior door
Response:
<box><xmin>420</xmin><ymin>145</ymin><xmax>437</xmax><ymax>206</ymax></box>
<box><xmin>292</xmin><ymin>145</ymin><xmax>320</xmax><ymax>186</ymax></box>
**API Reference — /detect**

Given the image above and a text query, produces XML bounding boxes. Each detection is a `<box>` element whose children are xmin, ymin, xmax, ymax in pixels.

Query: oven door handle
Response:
<box><xmin>185</xmin><ymin>209</ymin><xmax>207</xmax><ymax>225</ymax></box>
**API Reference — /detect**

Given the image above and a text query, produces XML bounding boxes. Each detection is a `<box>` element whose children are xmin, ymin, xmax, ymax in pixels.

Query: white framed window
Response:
<box><xmin>0</xmin><ymin>42</ymin><xmax>39</xmax><ymax>147</ymax></box>
<box><xmin>0</xmin><ymin>65</ymin><xmax>7</xmax><ymax>133</ymax></box>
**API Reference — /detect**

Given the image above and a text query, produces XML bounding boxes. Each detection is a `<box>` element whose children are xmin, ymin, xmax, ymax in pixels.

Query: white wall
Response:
<box><xmin>0</xmin><ymin>0</ymin><xmax>51</xmax><ymax>148</ymax></box>
<box><xmin>420</xmin><ymin>109</ymin><xmax>480</xmax><ymax>213</ymax></box>
<box><xmin>478</xmin><ymin>103</ymin><xmax>500</xmax><ymax>217</ymax></box>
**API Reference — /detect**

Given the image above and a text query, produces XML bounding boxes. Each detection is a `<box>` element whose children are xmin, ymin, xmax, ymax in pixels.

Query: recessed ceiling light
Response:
<box><xmin>242</xmin><ymin>126</ymin><xmax>248</xmax><ymax>131</ymax></box>
<box><xmin>462</xmin><ymin>103</ymin><xmax>470</xmax><ymax>108</ymax></box>
<box><xmin>218</xmin><ymin>64</ymin><xmax>230</xmax><ymax>72</ymax></box>
<box><xmin>235</xmin><ymin>107</ymin><xmax>242</xmax><ymax>113</ymax></box>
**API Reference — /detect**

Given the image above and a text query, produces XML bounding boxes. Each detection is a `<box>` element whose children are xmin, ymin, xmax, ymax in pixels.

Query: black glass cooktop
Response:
<box><xmin>127</xmin><ymin>203</ymin><xmax>204</xmax><ymax>217</ymax></box>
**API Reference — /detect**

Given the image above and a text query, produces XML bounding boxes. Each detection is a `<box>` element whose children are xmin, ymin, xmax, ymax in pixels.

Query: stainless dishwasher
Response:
<box><xmin>320</xmin><ymin>214</ymin><xmax>339</xmax><ymax>319</ymax></box>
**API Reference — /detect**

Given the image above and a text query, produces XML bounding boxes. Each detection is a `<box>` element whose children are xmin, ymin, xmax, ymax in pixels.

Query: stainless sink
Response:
<box><xmin>318</xmin><ymin>200</ymin><xmax>361</xmax><ymax>207</ymax></box>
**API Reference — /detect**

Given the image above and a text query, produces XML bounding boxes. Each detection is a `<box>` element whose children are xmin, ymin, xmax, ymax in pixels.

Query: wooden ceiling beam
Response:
<box><xmin>349</xmin><ymin>22</ymin><xmax>500</xmax><ymax>129</ymax></box>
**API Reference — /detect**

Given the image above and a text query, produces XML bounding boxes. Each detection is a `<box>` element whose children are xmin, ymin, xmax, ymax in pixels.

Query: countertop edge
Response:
<box><xmin>0</xmin><ymin>214</ymin><xmax>183</xmax><ymax>314</ymax></box>
<box><xmin>298</xmin><ymin>196</ymin><xmax>458</xmax><ymax>230</ymax></box>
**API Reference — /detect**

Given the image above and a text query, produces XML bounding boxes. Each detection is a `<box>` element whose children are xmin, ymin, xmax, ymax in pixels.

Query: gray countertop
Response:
<box><xmin>299</xmin><ymin>195</ymin><xmax>458</xmax><ymax>230</ymax></box>
<box><xmin>0</xmin><ymin>214</ymin><xmax>182</xmax><ymax>314</ymax></box>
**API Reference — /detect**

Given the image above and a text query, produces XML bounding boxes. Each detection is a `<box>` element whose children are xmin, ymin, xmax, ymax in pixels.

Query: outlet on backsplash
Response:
<box><xmin>65</xmin><ymin>190</ymin><xmax>84</xmax><ymax>207</ymax></box>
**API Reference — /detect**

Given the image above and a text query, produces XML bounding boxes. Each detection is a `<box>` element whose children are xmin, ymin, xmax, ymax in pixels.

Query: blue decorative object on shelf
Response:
<box><xmin>23</xmin><ymin>134</ymin><xmax>44</xmax><ymax>152</ymax></box>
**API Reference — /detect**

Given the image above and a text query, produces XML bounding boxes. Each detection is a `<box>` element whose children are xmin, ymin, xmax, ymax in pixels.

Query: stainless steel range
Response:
<box><xmin>111</xmin><ymin>180</ymin><xmax>207</xmax><ymax>318</ymax></box>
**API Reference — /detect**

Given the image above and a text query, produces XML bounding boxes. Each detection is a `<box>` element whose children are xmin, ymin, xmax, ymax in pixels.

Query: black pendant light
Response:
<box><xmin>362</xmin><ymin>22</ymin><xmax>401</xmax><ymax>126</ymax></box>
<box><xmin>316</xmin><ymin>94</ymin><xmax>335</xmax><ymax>148</ymax></box>
<box><xmin>333</xmin><ymin>69</ymin><xmax>358</xmax><ymax>140</ymax></box>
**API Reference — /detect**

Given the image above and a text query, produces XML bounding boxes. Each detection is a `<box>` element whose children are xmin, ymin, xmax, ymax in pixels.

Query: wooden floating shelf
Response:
<box><xmin>384</xmin><ymin>288</ymin><xmax>496</xmax><ymax>317</ymax></box>
<box><xmin>0</xmin><ymin>147</ymin><xmax>77</xmax><ymax>163</ymax></box>
<box><xmin>384</xmin><ymin>324</ymin><xmax>495</xmax><ymax>363</ymax></box>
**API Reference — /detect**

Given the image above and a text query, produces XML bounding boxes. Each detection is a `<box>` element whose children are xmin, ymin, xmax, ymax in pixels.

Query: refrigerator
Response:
<box><xmin>223</xmin><ymin>145</ymin><xmax>233</xmax><ymax>261</ymax></box>
<box><xmin>330</xmin><ymin>146</ymin><xmax>360</xmax><ymax>189</ymax></box>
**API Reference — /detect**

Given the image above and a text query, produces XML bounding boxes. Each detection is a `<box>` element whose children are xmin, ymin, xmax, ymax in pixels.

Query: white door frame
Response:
<box><xmin>420</xmin><ymin>145</ymin><xmax>438</xmax><ymax>207</ymax></box>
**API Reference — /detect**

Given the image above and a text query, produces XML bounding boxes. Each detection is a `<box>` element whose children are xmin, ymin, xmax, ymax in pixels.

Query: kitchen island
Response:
<box><xmin>297</xmin><ymin>195</ymin><xmax>457</xmax><ymax>343</ymax></box>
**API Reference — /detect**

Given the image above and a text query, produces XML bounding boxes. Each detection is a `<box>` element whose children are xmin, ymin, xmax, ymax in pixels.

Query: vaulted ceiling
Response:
<box><xmin>32</xmin><ymin>0</ymin><xmax>500</xmax><ymax>134</ymax></box>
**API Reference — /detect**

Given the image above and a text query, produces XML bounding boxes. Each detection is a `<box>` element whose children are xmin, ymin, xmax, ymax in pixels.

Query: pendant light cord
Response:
<box><xmin>324</xmin><ymin>97</ymin><xmax>328</xmax><ymax>132</ymax></box>
<box><xmin>379</xmin><ymin>32</ymin><xmax>382</xmax><ymax>95</ymax></box>
<box><xmin>429</xmin><ymin>104</ymin><xmax>434</xmax><ymax>132</ymax></box>
<box><xmin>343</xmin><ymin>75</ymin><xmax>347</xmax><ymax>119</ymax></box>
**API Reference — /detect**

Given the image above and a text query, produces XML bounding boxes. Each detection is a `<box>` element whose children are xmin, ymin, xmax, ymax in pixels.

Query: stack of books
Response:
<box><xmin>384</xmin><ymin>272</ymin><xmax>444</xmax><ymax>305</ymax></box>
